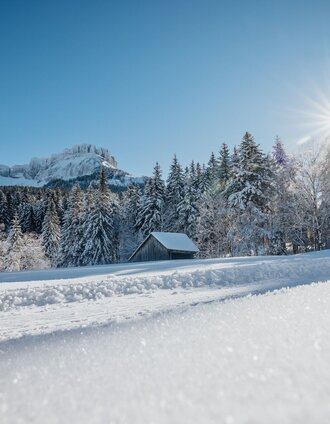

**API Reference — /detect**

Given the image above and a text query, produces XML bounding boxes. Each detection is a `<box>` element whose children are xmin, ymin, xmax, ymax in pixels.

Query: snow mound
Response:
<box><xmin>1</xmin><ymin>281</ymin><xmax>330</xmax><ymax>423</ymax></box>
<box><xmin>1</xmin><ymin>251</ymin><xmax>329</xmax><ymax>311</ymax></box>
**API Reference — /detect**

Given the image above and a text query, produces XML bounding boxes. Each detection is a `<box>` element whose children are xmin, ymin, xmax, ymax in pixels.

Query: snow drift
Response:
<box><xmin>1</xmin><ymin>250</ymin><xmax>329</xmax><ymax>311</ymax></box>
<box><xmin>1</xmin><ymin>280</ymin><xmax>330</xmax><ymax>423</ymax></box>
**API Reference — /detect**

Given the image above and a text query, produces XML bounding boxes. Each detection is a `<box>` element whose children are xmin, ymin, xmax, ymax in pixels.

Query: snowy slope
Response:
<box><xmin>1</xmin><ymin>250</ymin><xmax>330</xmax><ymax>340</ymax></box>
<box><xmin>0</xmin><ymin>175</ymin><xmax>44</xmax><ymax>187</ymax></box>
<box><xmin>1</xmin><ymin>278</ymin><xmax>330</xmax><ymax>423</ymax></box>
<box><xmin>34</xmin><ymin>152</ymin><xmax>116</xmax><ymax>181</ymax></box>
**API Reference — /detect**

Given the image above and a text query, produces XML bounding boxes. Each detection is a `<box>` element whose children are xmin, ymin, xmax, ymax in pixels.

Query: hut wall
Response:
<box><xmin>130</xmin><ymin>236</ymin><xmax>170</xmax><ymax>262</ymax></box>
<box><xmin>169</xmin><ymin>252</ymin><xmax>195</xmax><ymax>260</ymax></box>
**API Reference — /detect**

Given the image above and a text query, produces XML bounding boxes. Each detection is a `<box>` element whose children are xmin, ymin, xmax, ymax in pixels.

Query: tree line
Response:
<box><xmin>1</xmin><ymin>132</ymin><xmax>329</xmax><ymax>272</ymax></box>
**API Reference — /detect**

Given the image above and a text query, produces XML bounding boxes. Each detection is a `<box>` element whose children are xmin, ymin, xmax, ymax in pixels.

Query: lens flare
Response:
<box><xmin>295</xmin><ymin>85</ymin><xmax>330</xmax><ymax>145</ymax></box>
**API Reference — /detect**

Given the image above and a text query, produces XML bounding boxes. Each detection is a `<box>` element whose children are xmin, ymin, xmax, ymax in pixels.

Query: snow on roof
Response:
<box><xmin>151</xmin><ymin>232</ymin><xmax>199</xmax><ymax>253</ymax></box>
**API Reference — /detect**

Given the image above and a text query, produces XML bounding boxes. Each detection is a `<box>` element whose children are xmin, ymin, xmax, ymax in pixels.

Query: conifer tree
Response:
<box><xmin>164</xmin><ymin>155</ymin><xmax>184</xmax><ymax>231</ymax></box>
<box><xmin>0</xmin><ymin>190</ymin><xmax>8</xmax><ymax>230</ymax></box>
<box><xmin>197</xmin><ymin>187</ymin><xmax>235</xmax><ymax>258</ymax></box>
<box><xmin>5</xmin><ymin>192</ymin><xmax>15</xmax><ymax>229</ymax></box>
<box><xmin>269</xmin><ymin>137</ymin><xmax>295</xmax><ymax>254</ymax></box>
<box><xmin>224</xmin><ymin>132</ymin><xmax>273</xmax><ymax>255</ymax></box>
<box><xmin>218</xmin><ymin>143</ymin><xmax>231</xmax><ymax>189</ymax></box>
<box><xmin>33</xmin><ymin>199</ymin><xmax>47</xmax><ymax>234</ymax></box>
<box><xmin>137</xmin><ymin>163</ymin><xmax>165</xmax><ymax>237</ymax></box>
<box><xmin>119</xmin><ymin>184</ymin><xmax>143</xmax><ymax>260</ymax></box>
<box><xmin>80</xmin><ymin>168</ymin><xmax>119</xmax><ymax>265</ymax></box>
<box><xmin>226</xmin><ymin>132</ymin><xmax>272</xmax><ymax>210</ymax></box>
<box><xmin>57</xmin><ymin>185</ymin><xmax>84</xmax><ymax>267</ymax></box>
<box><xmin>0</xmin><ymin>225</ymin><xmax>5</xmax><ymax>271</ymax></box>
<box><xmin>177</xmin><ymin>167</ymin><xmax>199</xmax><ymax>239</ymax></box>
<box><xmin>273</xmin><ymin>136</ymin><xmax>289</xmax><ymax>166</ymax></box>
<box><xmin>42</xmin><ymin>193</ymin><xmax>61</xmax><ymax>265</ymax></box>
<box><xmin>4</xmin><ymin>213</ymin><xmax>24</xmax><ymax>271</ymax></box>
<box><xmin>206</xmin><ymin>152</ymin><xmax>219</xmax><ymax>186</ymax></box>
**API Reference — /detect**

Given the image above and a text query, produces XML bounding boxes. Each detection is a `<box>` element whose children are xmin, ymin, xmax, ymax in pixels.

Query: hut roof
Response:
<box><xmin>151</xmin><ymin>232</ymin><xmax>199</xmax><ymax>253</ymax></box>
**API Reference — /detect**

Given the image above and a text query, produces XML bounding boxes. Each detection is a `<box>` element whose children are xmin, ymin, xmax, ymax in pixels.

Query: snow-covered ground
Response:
<box><xmin>1</xmin><ymin>251</ymin><xmax>330</xmax><ymax>340</ymax></box>
<box><xmin>1</xmin><ymin>251</ymin><xmax>330</xmax><ymax>423</ymax></box>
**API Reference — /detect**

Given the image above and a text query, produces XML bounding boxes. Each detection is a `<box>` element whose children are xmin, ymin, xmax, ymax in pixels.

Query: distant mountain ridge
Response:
<box><xmin>0</xmin><ymin>144</ymin><xmax>145</xmax><ymax>190</ymax></box>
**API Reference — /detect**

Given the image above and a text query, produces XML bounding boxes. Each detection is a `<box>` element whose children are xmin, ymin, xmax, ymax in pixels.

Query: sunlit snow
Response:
<box><xmin>0</xmin><ymin>251</ymin><xmax>330</xmax><ymax>423</ymax></box>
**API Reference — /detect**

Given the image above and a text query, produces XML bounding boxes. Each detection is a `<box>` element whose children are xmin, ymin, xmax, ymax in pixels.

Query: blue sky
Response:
<box><xmin>1</xmin><ymin>0</ymin><xmax>330</xmax><ymax>176</ymax></box>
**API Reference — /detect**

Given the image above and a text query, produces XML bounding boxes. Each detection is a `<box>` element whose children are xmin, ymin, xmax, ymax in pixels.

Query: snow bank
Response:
<box><xmin>1</xmin><ymin>281</ymin><xmax>330</xmax><ymax>423</ymax></box>
<box><xmin>1</xmin><ymin>251</ymin><xmax>329</xmax><ymax>311</ymax></box>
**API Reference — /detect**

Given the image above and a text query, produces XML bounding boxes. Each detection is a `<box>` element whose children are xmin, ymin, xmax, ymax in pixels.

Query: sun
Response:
<box><xmin>295</xmin><ymin>85</ymin><xmax>330</xmax><ymax>145</ymax></box>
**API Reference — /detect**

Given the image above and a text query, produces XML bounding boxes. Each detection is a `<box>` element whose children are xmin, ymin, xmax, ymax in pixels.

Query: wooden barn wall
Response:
<box><xmin>169</xmin><ymin>252</ymin><xmax>194</xmax><ymax>260</ymax></box>
<box><xmin>130</xmin><ymin>236</ymin><xmax>170</xmax><ymax>262</ymax></box>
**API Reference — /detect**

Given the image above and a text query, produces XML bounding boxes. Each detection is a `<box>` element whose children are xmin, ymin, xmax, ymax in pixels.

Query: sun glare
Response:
<box><xmin>295</xmin><ymin>84</ymin><xmax>330</xmax><ymax>145</ymax></box>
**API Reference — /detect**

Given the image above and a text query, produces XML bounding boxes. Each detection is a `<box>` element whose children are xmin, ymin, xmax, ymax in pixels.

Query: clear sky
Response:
<box><xmin>1</xmin><ymin>0</ymin><xmax>330</xmax><ymax>176</ymax></box>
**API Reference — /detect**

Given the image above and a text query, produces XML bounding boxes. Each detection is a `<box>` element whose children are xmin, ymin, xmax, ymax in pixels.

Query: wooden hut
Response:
<box><xmin>129</xmin><ymin>232</ymin><xmax>199</xmax><ymax>262</ymax></box>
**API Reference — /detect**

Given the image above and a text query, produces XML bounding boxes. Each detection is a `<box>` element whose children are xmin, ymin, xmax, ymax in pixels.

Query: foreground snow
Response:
<box><xmin>1</xmin><ymin>251</ymin><xmax>330</xmax><ymax>341</ymax></box>
<box><xmin>1</xmin><ymin>281</ymin><xmax>330</xmax><ymax>423</ymax></box>
<box><xmin>1</xmin><ymin>251</ymin><xmax>330</xmax><ymax>423</ymax></box>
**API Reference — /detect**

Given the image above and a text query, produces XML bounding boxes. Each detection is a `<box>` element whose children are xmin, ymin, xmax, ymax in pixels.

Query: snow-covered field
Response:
<box><xmin>1</xmin><ymin>251</ymin><xmax>330</xmax><ymax>423</ymax></box>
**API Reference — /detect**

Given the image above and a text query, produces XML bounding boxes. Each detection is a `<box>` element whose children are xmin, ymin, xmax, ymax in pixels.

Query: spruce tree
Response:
<box><xmin>206</xmin><ymin>152</ymin><xmax>219</xmax><ymax>186</ymax></box>
<box><xmin>0</xmin><ymin>190</ymin><xmax>8</xmax><ymax>230</ymax></box>
<box><xmin>137</xmin><ymin>163</ymin><xmax>165</xmax><ymax>237</ymax></box>
<box><xmin>4</xmin><ymin>213</ymin><xmax>24</xmax><ymax>271</ymax></box>
<box><xmin>164</xmin><ymin>155</ymin><xmax>184</xmax><ymax>232</ymax></box>
<box><xmin>197</xmin><ymin>190</ymin><xmax>231</xmax><ymax>257</ymax></box>
<box><xmin>225</xmin><ymin>132</ymin><xmax>272</xmax><ymax>210</ymax></box>
<box><xmin>0</xmin><ymin>226</ymin><xmax>5</xmax><ymax>271</ymax></box>
<box><xmin>224</xmin><ymin>132</ymin><xmax>273</xmax><ymax>255</ymax></box>
<box><xmin>119</xmin><ymin>184</ymin><xmax>143</xmax><ymax>260</ymax></box>
<box><xmin>218</xmin><ymin>143</ymin><xmax>231</xmax><ymax>189</ymax></box>
<box><xmin>80</xmin><ymin>168</ymin><xmax>119</xmax><ymax>265</ymax></box>
<box><xmin>273</xmin><ymin>136</ymin><xmax>289</xmax><ymax>167</ymax></box>
<box><xmin>57</xmin><ymin>185</ymin><xmax>84</xmax><ymax>267</ymax></box>
<box><xmin>42</xmin><ymin>193</ymin><xmax>61</xmax><ymax>266</ymax></box>
<box><xmin>177</xmin><ymin>167</ymin><xmax>199</xmax><ymax>239</ymax></box>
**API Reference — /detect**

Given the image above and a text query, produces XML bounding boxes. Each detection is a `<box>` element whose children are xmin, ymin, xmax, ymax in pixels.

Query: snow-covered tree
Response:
<box><xmin>0</xmin><ymin>189</ymin><xmax>8</xmax><ymax>230</ymax></box>
<box><xmin>0</xmin><ymin>223</ymin><xmax>6</xmax><ymax>271</ymax></box>
<box><xmin>206</xmin><ymin>152</ymin><xmax>219</xmax><ymax>187</ymax></box>
<box><xmin>20</xmin><ymin>233</ymin><xmax>50</xmax><ymax>270</ymax></box>
<box><xmin>4</xmin><ymin>213</ymin><xmax>24</xmax><ymax>271</ymax></box>
<box><xmin>57</xmin><ymin>185</ymin><xmax>84</xmax><ymax>267</ymax></box>
<box><xmin>137</xmin><ymin>163</ymin><xmax>165</xmax><ymax>237</ymax></box>
<box><xmin>80</xmin><ymin>168</ymin><xmax>119</xmax><ymax>265</ymax></box>
<box><xmin>119</xmin><ymin>185</ymin><xmax>143</xmax><ymax>260</ymax></box>
<box><xmin>197</xmin><ymin>190</ymin><xmax>231</xmax><ymax>257</ymax></box>
<box><xmin>273</xmin><ymin>136</ymin><xmax>289</xmax><ymax>167</ymax></box>
<box><xmin>268</xmin><ymin>138</ymin><xmax>296</xmax><ymax>254</ymax></box>
<box><xmin>164</xmin><ymin>155</ymin><xmax>184</xmax><ymax>232</ymax></box>
<box><xmin>291</xmin><ymin>144</ymin><xmax>329</xmax><ymax>251</ymax></box>
<box><xmin>177</xmin><ymin>167</ymin><xmax>200</xmax><ymax>240</ymax></box>
<box><xmin>218</xmin><ymin>143</ymin><xmax>231</xmax><ymax>189</ymax></box>
<box><xmin>33</xmin><ymin>199</ymin><xmax>47</xmax><ymax>234</ymax></box>
<box><xmin>42</xmin><ymin>193</ymin><xmax>61</xmax><ymax>266</ymax></box>
<box><xmin>224</xmin><ymin>132</ymin><xmax>274</xmax><ymax>255</ymax></box>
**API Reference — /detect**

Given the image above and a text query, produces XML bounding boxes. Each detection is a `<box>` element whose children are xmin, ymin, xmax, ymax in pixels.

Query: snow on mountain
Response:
<box><xmin>0</xmin><ymin>175</ymin><xmax>44</xmax><ymax>187</ymax></box>
<box><xmin>0</xmin><ymin>144</ymin><xmax>144</xmax><ymax>188</ymax></box>
<box><xmin>31</xmin><ymin>145</ymin><xmax>117</xmax><ymax>181</ymax></box>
